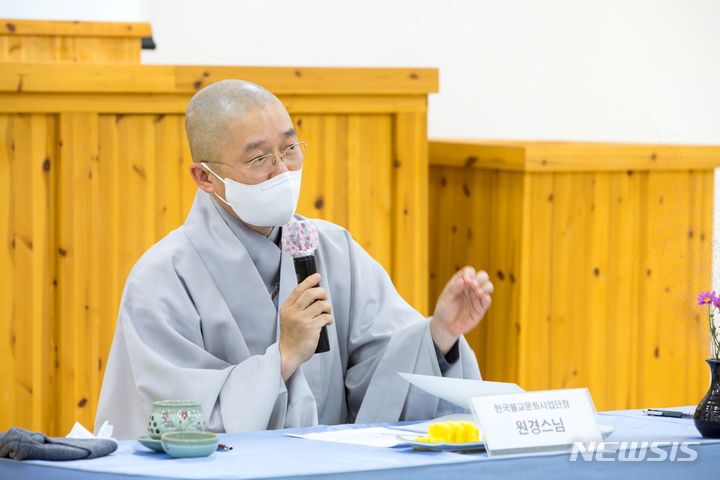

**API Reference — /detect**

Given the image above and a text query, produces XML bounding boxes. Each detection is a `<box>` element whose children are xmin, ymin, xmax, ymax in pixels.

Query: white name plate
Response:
<box><xmin>471</xmin><ymin>388</ymin><xmax>602</xmax><ymax>456</ymax></box>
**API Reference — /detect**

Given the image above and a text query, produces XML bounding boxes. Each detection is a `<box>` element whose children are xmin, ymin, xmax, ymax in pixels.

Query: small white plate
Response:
<box><xmin>399</xmin><ymin>424</ymin><xmax>614</xmax><ymax>452</ymax></box>
<box><xmin>397</xmin><ymin>434</ymin><xmax>486</xmax><ymax>452</ymax></box>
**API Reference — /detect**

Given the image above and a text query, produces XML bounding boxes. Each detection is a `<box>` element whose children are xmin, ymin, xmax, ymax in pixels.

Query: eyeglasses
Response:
<box><xmin>204</xmin><ymin>141</ymin><xmax>307</xmax><ymax>176</ymax></box>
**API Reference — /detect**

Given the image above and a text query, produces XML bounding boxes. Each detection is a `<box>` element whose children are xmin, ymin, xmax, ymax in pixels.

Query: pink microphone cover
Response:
<box><xmin>282</xmin><ymin>220</ymin><xmax>319</xmax><ymax>257</ymax></box>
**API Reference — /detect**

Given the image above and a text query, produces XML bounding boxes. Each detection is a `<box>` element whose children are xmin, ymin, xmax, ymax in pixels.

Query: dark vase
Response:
<box><xmin>694</xmin><ymin>358</ymin><xmax>720</xmax><ymax>438</ymax></box>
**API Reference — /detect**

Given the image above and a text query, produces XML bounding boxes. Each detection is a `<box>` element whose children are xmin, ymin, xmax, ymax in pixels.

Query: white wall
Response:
<box><xmin>3</xmin><ymin>0</ymin><xmax>719</xmax><ymax>287</ymax></box>
<box><xmin>0</xmin><ymin>0</ymin><xmax>147</xmax><ymax>22</ymax></box>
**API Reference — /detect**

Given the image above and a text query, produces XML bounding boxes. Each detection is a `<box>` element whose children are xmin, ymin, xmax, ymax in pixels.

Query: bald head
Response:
<box><xmin>184</xmin><ymin>79</ymin><xmax>283</xmax><ymax>163</ymax></box>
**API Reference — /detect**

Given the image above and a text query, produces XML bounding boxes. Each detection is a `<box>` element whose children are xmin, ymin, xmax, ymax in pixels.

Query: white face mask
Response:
<box><xmin>202</xmin><ymin>163</ymin><xmax>302</xmax><ymax>227</ymax></box>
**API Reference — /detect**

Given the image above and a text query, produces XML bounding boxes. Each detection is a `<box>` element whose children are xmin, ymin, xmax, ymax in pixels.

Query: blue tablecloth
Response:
<box><xmin>2</xmin><ymin>408</ymin><xmax>718</xmax><ymax>479</ymax></box>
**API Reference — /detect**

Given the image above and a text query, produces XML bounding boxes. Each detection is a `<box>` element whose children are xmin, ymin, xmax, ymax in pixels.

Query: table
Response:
<box><xmin>1</xmin><ymin>408</ymin><xmax>718</xmax><ymax>479</ymax></box>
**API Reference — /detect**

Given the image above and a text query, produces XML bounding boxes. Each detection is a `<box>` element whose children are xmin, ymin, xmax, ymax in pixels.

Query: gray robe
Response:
<box><xmin>95</xmin><ymin>191</ymin><xmax>481</xmax><ymax>439</ymax></box>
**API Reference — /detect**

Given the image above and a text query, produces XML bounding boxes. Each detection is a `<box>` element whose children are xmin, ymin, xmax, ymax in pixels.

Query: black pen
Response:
<box><xmin>643</xmin><ymin>409</ymin><xmax>693</xmax><ymax>419</ymax></box>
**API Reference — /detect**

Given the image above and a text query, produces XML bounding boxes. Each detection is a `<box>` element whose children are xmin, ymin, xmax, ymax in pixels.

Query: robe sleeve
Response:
<box><xmin>341</xmin><ymin>233</ymin><xmax>482</xmax><ymax>424</ymax></box>
<box><xmin>95</xmin><ymin>260</ymin><xmax>316</xmax><ymax>440</ymax></box>
<box><xmin>434</xmin><ymin>340</ymin><xmax>460</xmax><ymax>374</ymax></box>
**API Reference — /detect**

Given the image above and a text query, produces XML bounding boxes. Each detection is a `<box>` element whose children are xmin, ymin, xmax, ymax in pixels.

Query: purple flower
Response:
<box><xmin>698</xmin><ymin>291</ymin><xmax>718</xmax><ymax>306</ymax></box>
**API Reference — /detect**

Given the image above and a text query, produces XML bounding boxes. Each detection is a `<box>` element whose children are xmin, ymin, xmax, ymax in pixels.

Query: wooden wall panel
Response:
<box><xmin>347</xmin><ymin>115</ymin><xmax>393</xmax><ymax>271</ymax></box>
<box><xmin>393</xmin><ymin>113</ymin><xmax>429</xmax><ymax>314</ymax></box>
<box><xmin>0</xmin><ymin>21</ymin><xmax>436</xmax><ymax>434</ymax></box>
<box><xmin>1</xmin><ymin>107</ymin><xmax>430</xmax><ymax>435</ymax></box>
<box><xmin>428</xmin><ymin>168</ymin><xmax>525</xmax><ymax>381</ymax></box>
<box><xmin>54</xmin><ymin>114</ymin><xmax>198</xmax><ymax>434</ymax></box>
<box><xmin>295</xmin><ymin>115</ymin><xmax>350</xmax><ymax>228</ymax></box>
<box><xmin>429</xmin><ymin>166</ymin><xmax>488</xmax><ymax>354</ymax></box>
<box><xmin>605</xmin><ymin>172</ymin><xmax>641</xmax><ymax>408</ymax></box>
<box><xmin>0</xmin><ymin>114</ymin><xmax>57</xmax><ymax>434</ymax></box>
<box><xmin>95</xmin><ymin>116</ymin><xmax>118</xmax><ymax>412</ymax></box>
<box><xmin>429</xmin><ymin>141</ymin><xmax>720</xmax><ymax>411</ymax></box>
<box><xmin>518</xmin><ymin>173</ymin><xmax>555</xmax><ymax>390</ymax></box>
<box><xmin>490</xmin><ymin>172</ymin><xmax>524</xmax><ymax>383</ymax></box>
<box><xmin>0</xmin><ymin>19</ymin><xmax>149</xmax><ymax>64</ymax></box>
<box><xmin>48</xmin><ymin>113</ymin><xmax>397</xmax><ymax>434</ymax></box>
<box><xmin>291</xmin><ymin>113</ymin><xmax>395</xmax><ymax>274</ymax></box>
<box><xmin>0</xmin><ymin>36</ymin><xmax>142</xmax><ymax>64</ymax></box>
<box><xmin>636</xmin><ymin>171</ymin><xmax>709</xmax><ymax>408</ymax></box>
<box><xmin>546</xmin><ymin>173</ymin><xmax>573</xmax><ymax>391</ymax></box>
<box><xmin>153</xmin><ymin>115</ymin><xmax>192</xmax><ymax>238</ymax></box>
<box><xmin>57</xmin><ymin>112</ymin><xmax>100</xmax><ymax>432</ymax></box>
<box><xmin>687</xmin><ymin>172</ymin><xmax>715</xmax><ymax>405</ymax></box>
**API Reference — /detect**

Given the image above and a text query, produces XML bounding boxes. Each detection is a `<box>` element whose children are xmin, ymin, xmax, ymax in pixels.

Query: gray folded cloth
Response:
<box><xmin>0</xmin><ymin>428</ymin><xmax>117</xmax><ymax>461</ymax></box>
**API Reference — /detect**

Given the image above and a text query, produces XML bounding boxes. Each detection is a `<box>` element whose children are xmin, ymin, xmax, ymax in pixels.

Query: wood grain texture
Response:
<box><xmin>0</xmin><ymin>19</ymin><xmax>146</xmax><ymax>65</ymax></box>
<box><xmin>0</xmin><ymin>19</ymin><xmax>151</xmax><ymax>38</ymax></box>
<box><xmin>431</xmin><ymin>140</ymin><xmax>720</xmax><ymax>172</ymax></box>
<box><xmin>0</xmin><ymin>37</ymin><xmax>141</xmax><ymax>64</ymax></box>
<box><xmin>0</xmin><ymin>93</ymin><xmax>429</xmax><ymax>115</ymax></box>
<box><xmin>429</xmin><ymin>140</ymin><xmax>720</xmax><ymax>411</ymax></box>
<box><xmin>0</xmin><ymin>114</ymin><xmax>57</xmax><ymax>434</ymax></box>
<box><xmin>429</xmin><ymin>168</ymin><xmax>524</xmax><ymax>379</ymax></box>
<box><xmin>393</xmin><ymin>113</ymin><xmax>429</xmax><ymax>314</ymax></box>
<box><xmin>1</xmin><ymin>34</ymin><xmax>433</xmax><ymax>433</ymax></box>
<box><xmin>0</xmin><ymin>63</ymin><xmax>439</xmax><ymax>95</ymax></box>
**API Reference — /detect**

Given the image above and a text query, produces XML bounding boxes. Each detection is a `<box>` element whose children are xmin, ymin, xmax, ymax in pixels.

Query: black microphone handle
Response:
<box><xmin>292</xmin><ymin>254</ymin><xmax>330</xmax><ymax>353</ymax></box>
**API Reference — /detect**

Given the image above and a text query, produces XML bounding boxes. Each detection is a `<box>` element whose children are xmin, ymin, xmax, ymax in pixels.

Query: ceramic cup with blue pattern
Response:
<box><xmin>148</xmin><ymin>400</ymin><xmax>206</xmax><ymax>440</ymax></box>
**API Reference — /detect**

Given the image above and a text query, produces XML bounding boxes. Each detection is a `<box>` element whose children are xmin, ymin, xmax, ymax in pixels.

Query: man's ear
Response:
<box><xmin>189</xmin><ymin>163</ymin><xmax>220</xmax><ymax>195</ymax></box>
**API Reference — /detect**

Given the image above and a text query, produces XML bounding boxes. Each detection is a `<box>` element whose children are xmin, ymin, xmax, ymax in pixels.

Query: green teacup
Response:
<box><xmin>148</xmin><ymin>400</ymin><xmax>206</xmax><ymax>440</ymax></box>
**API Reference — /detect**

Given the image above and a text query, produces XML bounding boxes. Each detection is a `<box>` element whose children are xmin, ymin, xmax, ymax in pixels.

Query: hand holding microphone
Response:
<box><xmin>278</xmin><ymin>221</ymin><xmax>332</xmax><ymax>381</ymax></box>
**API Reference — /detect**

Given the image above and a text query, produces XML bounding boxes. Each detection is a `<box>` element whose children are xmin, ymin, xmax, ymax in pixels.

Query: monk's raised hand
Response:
<box><xmin>279</xmin><ymin>273</ymin><xmax>333</xmax><ymax>381</ymax></box>
<box><xmin>430</xmin><ymin>267</ymin><xmax>494</xmax><ymax>354</ymax></box>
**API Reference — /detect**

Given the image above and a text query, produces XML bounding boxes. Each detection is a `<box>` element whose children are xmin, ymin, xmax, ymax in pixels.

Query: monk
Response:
<box><xmin>95</xmin><ymin>80</ymin><xmax>494</xmax><ymax>439</ymax></box>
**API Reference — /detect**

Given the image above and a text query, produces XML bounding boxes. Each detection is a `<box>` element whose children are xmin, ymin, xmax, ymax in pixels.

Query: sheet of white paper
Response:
<box><xmin>399</xmin><ymin>372</ymin><xmax>524</xmax><ymax>409</ymax></box>
<box><xmin>287</xmin><ymin>427</ymin><xmax>408</xmax><ymax>448</ymax></box>
<box><xmin>390</xmin><ymin>413</ymin><xmax>477</xmax><ymax>434</ymax></box>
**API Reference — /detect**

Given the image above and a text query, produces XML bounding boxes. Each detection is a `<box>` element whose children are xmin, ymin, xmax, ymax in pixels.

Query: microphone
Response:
<box><xmin>282</xmin><ymin>220</ymin><xmax>330</xmax><ymax>353</ymax></box>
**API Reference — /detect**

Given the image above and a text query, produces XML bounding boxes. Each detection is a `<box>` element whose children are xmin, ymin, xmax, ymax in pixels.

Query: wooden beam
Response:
<box><xmin>0</xmin><ymin>19</ymin><xmax>151</xmax><ymax>38</ymax></box>
<box><xmin>430</xmin><ymin>141</ymin><xmax>527</xmax><ymax>170</ymax></box>
<box><xmin>430</xmin><ymin>140</ymin><xmax>720</xmax><ymax>172</ymax></box>
<box><xmin>0</xmin><ymin>63</ymin><xmax>439</xmax><ymax>95</ymax></box>
<box><xmin>0</xmin><ymin>93</ymin><xmax>428</xmax><ymax>114</ymax></box>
